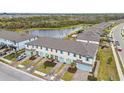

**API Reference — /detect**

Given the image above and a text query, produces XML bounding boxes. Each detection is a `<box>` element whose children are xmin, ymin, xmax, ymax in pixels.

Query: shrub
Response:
<box><xmin>88</xmin><ymin>75</ymin><xmax>97</xmax><ymax>81</ymax></box>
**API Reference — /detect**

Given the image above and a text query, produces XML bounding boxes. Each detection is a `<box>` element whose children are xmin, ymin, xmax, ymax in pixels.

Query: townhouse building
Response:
<box><xmin>25</xmin><ymin>37</ymin><xmax>98</xmax><ymax>72</ymax></box>
<box><xmin>0</xmin><ymin>30</ymin><xmax>38</xmax><ymax>50</ymax></box>
<box><xmin>76</xmin><ymin>22</ymin><xmax>112</xmax><ymax>44</ymax></box>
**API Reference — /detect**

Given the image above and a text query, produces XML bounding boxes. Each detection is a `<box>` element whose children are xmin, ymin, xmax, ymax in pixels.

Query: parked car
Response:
<box><xmin>16</xmin><ymin>54</ymin><xmax>26</xmax><ymax>61</ymax></box>
<box><xmin>116</xmin><ymin>46</ymin><xmax>122</xmax><ymax>51</ymax></box>
<box><xmin>0</xmin><ymin>52</ymin><xmax>7</xmax><ymax>56</ymax></box>
<box><xmin>115</xmin><ymin>41</ymin><xmax>122</xmax><ymax>51</ymax></box>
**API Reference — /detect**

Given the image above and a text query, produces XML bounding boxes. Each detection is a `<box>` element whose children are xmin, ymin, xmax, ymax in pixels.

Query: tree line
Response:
<box><xmin>0</xmin><ymin>14</ymin><xmax>124</xmax><ymax>30</ymax></box>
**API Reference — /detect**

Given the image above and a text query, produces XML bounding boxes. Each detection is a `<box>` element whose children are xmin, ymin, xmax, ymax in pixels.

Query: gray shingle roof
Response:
<box><xmin>26</xmin><ymin>37</ymin><xmax>99</xmax><ymax>57</ymax></box>
<box><xmin>77</xmin><ymin>28</ymin><xmax>101</xmax><ymax>42</ymax></box>
<box><xmin>77</xmin><ymin>22</ymin><xmax>112</xmax><ymax>42</ymax></box>
<box><xmin>0</xmin><ymin>30</ymin><xmax>35</xmax><ymax>42</ymax></box>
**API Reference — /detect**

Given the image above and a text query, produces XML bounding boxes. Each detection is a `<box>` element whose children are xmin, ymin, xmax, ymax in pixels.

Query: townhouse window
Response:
<box><xmin>13</xmin><ymin>41</ymin><xmax>16</xmax><ymax>45</ymax></box>
<box><xmin>40</xmin><ymin>46</ymin><xmax>42</xmax><ymax>49</ymax></box>
<box><xmin>46</xmin><ymin>47</ymin><xmax>48</xmax><ymax>51</ymax></box>
<box><xmin>73</xmin><ymin>53</ymin><xmax>76</xmax><ymax>57</ymax></box>
<box><xmin>60</xmin><ymin>50</ymin><xmax>63</xmax><ymax>54</ymax></box>
<box><xmin>56</xmin><ymin>49</ymin><xmax>57</xmax><ymax>53</ymax></box>
<box><xmin>51</xmin><ymin>48</ymin><xmax>52</xmax><ymax>52</ymax></box>
<box><xmin>86</xmin><ymin>57</ymin><xmax>89</xmax><ymax>61</ymax></box>
<box><xmin>36</xmin><ymin>45</ymin><xmax>38</xmax><ymax>48</ymax></box>
<box><xmin>68</xmin><ymin>52</ymin><xmax>70</xmax><ymax>55</ymax></box>
<box><xmin>79</xmin><ymin>55</ymin><xmax>81</xmax><ymax>59</ymax></box>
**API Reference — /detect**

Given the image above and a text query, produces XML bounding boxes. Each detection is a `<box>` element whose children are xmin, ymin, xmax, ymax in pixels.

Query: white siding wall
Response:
<box><xmin>25</xmin><ymin>45</ymin><xmax>93</xmax><ymax>65</ymax></box>
<box><xmin>0</xmin><ymin>37</ymin><xmax>38</xmax><ymax>50</ymax></box>
<box><xmin>0</xmin><ymin>38</ymin><xmax>15</xmax><ymax>45</ymax></box>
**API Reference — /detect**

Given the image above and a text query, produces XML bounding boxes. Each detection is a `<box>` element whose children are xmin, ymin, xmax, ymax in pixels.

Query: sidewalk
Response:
<box><xmin>111</xmin><ymin>43</ymin><xmax>124</xmax><ymax>80</ymax></box>
<box><xmin>109</xmin><ymin>29</ymin><xmax>124</xmax><ymax>81</ymax></box>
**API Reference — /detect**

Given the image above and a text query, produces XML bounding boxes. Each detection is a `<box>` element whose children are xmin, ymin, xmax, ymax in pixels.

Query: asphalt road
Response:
<box><xmin>0</xmin><ymin>62</ymin><xmax>45</xmax><ymax>81</ymax></box>
<box><xmin>112</xmin><ymin>23</ymin><xmax>124</xmax><ymax>68</ymax></box>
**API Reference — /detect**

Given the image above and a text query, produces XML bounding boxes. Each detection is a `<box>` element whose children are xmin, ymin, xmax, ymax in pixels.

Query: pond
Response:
<box><xmin>27</xmin><ymin>26</ymin><xmax>82</xmax><ymax>38</ymax></box>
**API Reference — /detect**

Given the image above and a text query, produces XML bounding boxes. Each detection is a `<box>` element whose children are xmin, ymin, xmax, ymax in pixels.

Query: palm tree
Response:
<box><xmin>70</xmin><ymin>62</ymin><xmax>76</xmax><ymax>69</ymax></box>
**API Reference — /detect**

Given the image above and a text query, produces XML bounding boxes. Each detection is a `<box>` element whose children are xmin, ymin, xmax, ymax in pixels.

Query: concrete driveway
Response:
<box><xmin>72</xmin><ymin>70</ymin><xmax>88</xmax><ymax>81</ymax></box>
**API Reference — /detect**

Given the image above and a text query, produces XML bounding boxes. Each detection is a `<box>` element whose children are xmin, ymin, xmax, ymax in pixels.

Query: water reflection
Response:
<box><xmin>27</xmin><ymin>27</ymin><xmax>82</xmax><ymax>38</ymax></box>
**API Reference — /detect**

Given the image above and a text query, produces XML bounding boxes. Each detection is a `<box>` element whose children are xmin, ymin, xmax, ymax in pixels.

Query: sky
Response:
<box><xmin>0</xmin><ymin>0</ymin><xmax>124</xmax><ymax>13</ymax></box>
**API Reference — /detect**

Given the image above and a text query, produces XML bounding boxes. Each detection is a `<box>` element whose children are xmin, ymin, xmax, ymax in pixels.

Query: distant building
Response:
<box><xmin>76</xmin><ymin>22</ymin><xmax>112</xmax><ymax>44</ymax></box>
<box><xmin>0</xmin><ymin>30</ymin><xmax>38</xmax><ymax>50</ymax></box>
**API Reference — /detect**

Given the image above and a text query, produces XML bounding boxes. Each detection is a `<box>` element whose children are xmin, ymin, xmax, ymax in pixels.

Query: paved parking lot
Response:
<box><xmin>0</xmin><ymin>62</ymin><xmax>45</xmax><ymax>81</ymax></box>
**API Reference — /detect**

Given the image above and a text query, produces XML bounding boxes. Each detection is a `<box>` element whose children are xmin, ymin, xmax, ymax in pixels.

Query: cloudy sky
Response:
<box><xmin>0</xmin><ymin>0</ymin><xmax>123</xmax><ymax>13</ymax></box>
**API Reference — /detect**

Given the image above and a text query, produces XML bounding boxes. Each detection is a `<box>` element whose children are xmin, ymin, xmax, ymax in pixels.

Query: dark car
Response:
<box><xmin>0</xmin><ymin>52</ymin><xmax>7</xmax><ymax>56</ymax></box>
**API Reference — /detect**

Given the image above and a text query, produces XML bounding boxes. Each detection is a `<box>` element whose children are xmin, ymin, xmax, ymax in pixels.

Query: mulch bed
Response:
<box><xmin>68</xmin><ymin>67</ymin><xmax>77</xmax><ymax>73</ymax></box>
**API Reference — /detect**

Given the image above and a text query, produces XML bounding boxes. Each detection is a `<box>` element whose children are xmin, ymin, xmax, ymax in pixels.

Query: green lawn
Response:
<box><xmin>4</xmin><ymin>49</ymin><xmax>25</xmax><ymax>61</ymax></box>
<box><xmin>0</xmin><ymin>59</ymin><xmax>9</xmax><ymax>64</ymax></box>
<box><xmin>36</xmin><ymin>61</ymin><xmax>56</xmax><ymax>74</ymax></box>
<box><xmin>21</xmin><ymin>60</ymin><xmax>32</xmax><ymax>66</ymax></box>
<box><xmin>97</xmin><ymin>47</ymin><xmax>120</xmax><ymax>81</ymax></box>
<box><xmin>61</xmin><ymin>71</ymin><xmax>74</xmax><ymax>81</ymax></box>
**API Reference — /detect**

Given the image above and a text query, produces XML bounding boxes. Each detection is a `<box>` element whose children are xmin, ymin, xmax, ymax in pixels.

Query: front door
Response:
<box><xmin>36</xmin><ymin>51</ymin><xmax>39</xmax><ymax>56</ymax></box>
<box><xmin>55</xmin><ymin>56</ymin><xmax>58</xmax><ymax>61</ymax></box>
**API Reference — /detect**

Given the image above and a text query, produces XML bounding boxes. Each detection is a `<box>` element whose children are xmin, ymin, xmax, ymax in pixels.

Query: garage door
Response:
<box><xmin>76</xmin><ymin>63</ymin><xmax>92</xmax><ymax>72</ymax></box>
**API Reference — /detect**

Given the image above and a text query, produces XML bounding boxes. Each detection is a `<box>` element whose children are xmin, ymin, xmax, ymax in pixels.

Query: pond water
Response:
<box><xmin>27</xmin><ymin>26</ymin><xmax>82</xmax><ymax>38</ymax></box>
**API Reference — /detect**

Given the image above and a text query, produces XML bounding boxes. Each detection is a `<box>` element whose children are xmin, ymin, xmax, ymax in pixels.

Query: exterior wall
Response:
<box><xmin>25</xmin><ymin>44</ymin><xmax>94</xmax><ymax>72</ymax></box>
<box><xmin>0</xmin><ymin>38</ymin><xmax>16</xmax><ymax>47</ymax></box>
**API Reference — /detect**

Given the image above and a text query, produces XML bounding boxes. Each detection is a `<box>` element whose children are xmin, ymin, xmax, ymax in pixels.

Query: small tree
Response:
<box><xmin>70</xmin><ymin>62</ymin><xmax>76</xmax><ymax>69</ymax></box>
<box><xmin>68</xmin><ymin>62</ymin><xmax>77</xmax><ymax>73</ymax></box>
<box><xmin>107</xmin><ymin>57</ymin><xmax>112</xmax><ymax>64</ymax></box>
